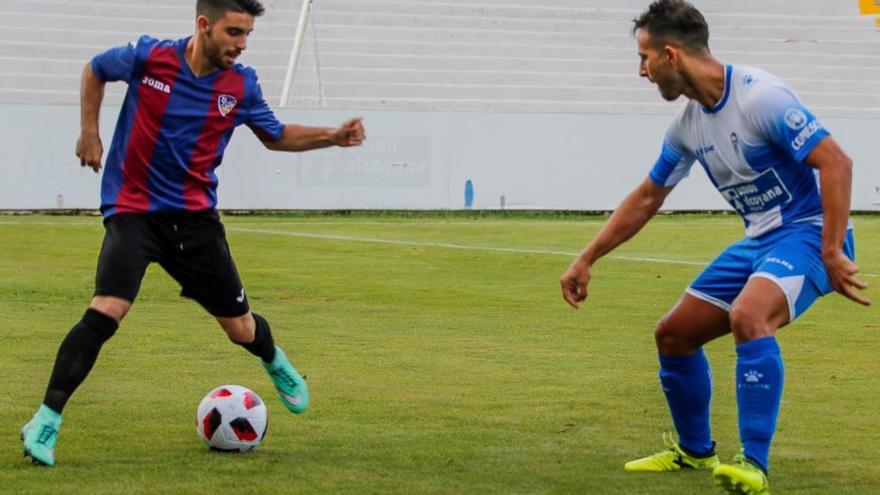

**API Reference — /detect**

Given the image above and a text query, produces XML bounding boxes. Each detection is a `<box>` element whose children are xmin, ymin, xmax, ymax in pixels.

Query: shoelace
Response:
<box><xmin>270</xmin><ymin>368</ymin><xmax>299</xmax><ymax>389</ymax></box>
<box><xmin>732</xmin><ymin>453</ymin><xmax>756</xmax><ymax>468</ymax></box>
<box><xmin>36</xmin><ymin>425</ymin><xmax>57</xmax><ymax>445</ymax></box>
<box><xmin>661</xmin><ymin>431</ymin><xmax>679</xmax><ymax>454</ymax></box>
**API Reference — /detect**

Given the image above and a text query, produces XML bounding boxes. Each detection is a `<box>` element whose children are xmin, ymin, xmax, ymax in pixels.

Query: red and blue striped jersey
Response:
<box><xmin>91</xmin><ymin>35</ymin><xmax>284</xmax><ymax>217</ymax></box>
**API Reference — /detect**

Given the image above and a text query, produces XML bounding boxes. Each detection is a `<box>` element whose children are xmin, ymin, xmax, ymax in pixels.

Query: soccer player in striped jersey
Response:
<box><xmin>559</xmin><ymin>1</ymin><xmax>869</xmax><ymax>493</ymax></box>
<box><xmin>21</xmin><ymin>0</ymin><xmax>365</xmax><ymax>466</ymax></box>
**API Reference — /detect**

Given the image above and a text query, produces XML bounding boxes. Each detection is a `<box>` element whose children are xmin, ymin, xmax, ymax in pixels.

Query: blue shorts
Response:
<box><xmin>687</xmin><ymin>223</ymin><xmax>855</xmax><ymax>321</ymax></box>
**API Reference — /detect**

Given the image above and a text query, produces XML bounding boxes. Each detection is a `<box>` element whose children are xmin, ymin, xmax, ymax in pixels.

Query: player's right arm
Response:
<box><xmin>76</xmin><ymin>36</ymin><xmax>150</xmax><ymax>172</ymax></box>
<box><xmin>76</xmin><ymin>63</ymin><xmax>106</xmax><ymax>173</ymax></box>
<box><xmin>561</xmin><ymin>117</ymin><xmax>692</xmax><ymax>309</ymax></box>
<box><xmin>560</xmin><ymin>178</ymin><xmax>673</xmax><ymax>309</ymax></box>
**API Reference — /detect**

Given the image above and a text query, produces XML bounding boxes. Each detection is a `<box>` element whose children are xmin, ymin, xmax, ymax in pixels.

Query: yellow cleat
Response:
<box><xmin>625</xmin><ymin>431</ymin><xmax>719</xmax><ymax>472</ymax></box>
<box><xmin>713</xmin><ymin>453</ymin><xmax>770</xmax><ymax>494</ymax></box>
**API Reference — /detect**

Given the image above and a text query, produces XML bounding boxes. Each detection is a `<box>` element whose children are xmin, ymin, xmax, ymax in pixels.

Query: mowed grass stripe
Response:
<box><xmin>227</xmin><ymin>226</ymin><xmax>712</xmax><ymax>267</ymax></box>
<box><xmin>0</xmin><ymin>214</ymin><xmax>877</xmax><ymax>495</ymax></box>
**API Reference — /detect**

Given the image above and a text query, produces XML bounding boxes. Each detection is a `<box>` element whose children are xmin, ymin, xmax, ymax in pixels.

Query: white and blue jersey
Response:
<box><xmin>650</xmin><ymin>64</ymin><xmax>829</xmax><ymax>238</ymax></box>
<box><xmin>649</xmin><ymin>65</ymin><xmax>854</xmax><ymax>320</ymax></box>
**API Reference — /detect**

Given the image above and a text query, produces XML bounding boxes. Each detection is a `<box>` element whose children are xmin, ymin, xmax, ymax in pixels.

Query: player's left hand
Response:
<box><xmin>333</xmin><ymin>117</ymin><xmax>365</xmax><ymax>147</ymax></box>
<box><xmin>824</xmin><ymin>249</ymin><xmax>870</xmax><ymax>306</ymax></box>
<box><xmin>560</xmin><ymin>257</ymin><xmax>592</xmax><ymax>309</ymax></box>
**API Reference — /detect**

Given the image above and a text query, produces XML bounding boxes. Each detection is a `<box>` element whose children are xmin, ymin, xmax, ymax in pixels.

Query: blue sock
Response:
<box><xmin>659</xmin><ymin>349</ymin><xmax>714</xmax><ymax>457</ymax></box>
<box><xmin>736</xmin><ymin>336</ymin><xmax>784</xmax><ymax>473</ymax></box>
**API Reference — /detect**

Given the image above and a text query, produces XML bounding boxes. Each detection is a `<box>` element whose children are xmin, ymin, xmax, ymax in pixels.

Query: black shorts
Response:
<box><xmin>94</xmin><ymin>211</ymin><xmax>249</xmax><ymax>317</ymax></box>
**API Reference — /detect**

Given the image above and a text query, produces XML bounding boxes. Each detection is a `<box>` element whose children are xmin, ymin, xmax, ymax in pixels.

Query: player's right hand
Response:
<box><xmin>76</xmin><ymin>132</ymin><xmax>103</xmax><ymax>173</ymax></box>
<box><xmin>560</xmin><ymin>257</ymin><xmax>592</xmax><ymax>309</ymax></box>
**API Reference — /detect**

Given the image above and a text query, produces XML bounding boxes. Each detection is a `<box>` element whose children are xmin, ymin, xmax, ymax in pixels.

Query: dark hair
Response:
<box><xmin>197</xmin><ymin>0</ymin><xmax>265</xmax><ymax>20</ymax></box>
<box><xmin>632</xmin><ymin>0</ymin><xmax>709</xmax><ymax>52</ymax></box>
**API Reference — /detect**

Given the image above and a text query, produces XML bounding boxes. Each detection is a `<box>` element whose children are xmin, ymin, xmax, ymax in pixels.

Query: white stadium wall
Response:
<box><xmin>1</xmin><ymin>0</ymin><xmax>879</xmax><ymax>211</ymax></box>
<box><xmin>3</xmin><ymin>104</ymin><xmax>880</xmax><ymax>211</ymax></box>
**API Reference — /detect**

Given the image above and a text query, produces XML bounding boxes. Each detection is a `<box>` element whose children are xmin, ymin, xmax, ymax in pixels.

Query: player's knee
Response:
<box><xmin>654</xmin><ymin>316</ymin><xmax>681</xmax><ymax>354</ymax></box>
<box><xmin>729</xmin><ymin>305</ymin><xmax>774</xmax><ymax>342</ymax></box>
<box><xmin>654</xmin><ymin>315</ymin><xmax>705</xmax><ymax>355</ymax></box>
<box><xmin>219</xmin><ymin>313</ymin><xmax>256</xmax><ymax>344</ymax></box>
<box><xmin>89</xmin><ymin>296</ymin><xmax>131</xmax><ymax>323</ymax></box>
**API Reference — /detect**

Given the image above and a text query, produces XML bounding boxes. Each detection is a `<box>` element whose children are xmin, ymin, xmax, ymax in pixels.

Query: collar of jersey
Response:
<box><xmin>177</xmin><ymin>36</ymin><xmax>222</xmax><ymax>81</ymax></box>
<box><xmin>701</xmin><ymin>64</ymin><xmax>733</xmax><ymax>115</ymax></box>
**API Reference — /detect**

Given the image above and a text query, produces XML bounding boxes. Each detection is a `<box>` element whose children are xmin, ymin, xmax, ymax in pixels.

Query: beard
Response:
<box><xmin>203</xmin><ymin>30</ymin><xmax>236</xmax><ymax>70</ymax></box>
<box><xmin>658</xmin><ymin>85</ymin><xmax>681</xmax><ymax>101</ymax></box>
<box><xmin>654</xmin><ymin>77</ymin><xmax>682</xmax><ymax>101</ymax></box>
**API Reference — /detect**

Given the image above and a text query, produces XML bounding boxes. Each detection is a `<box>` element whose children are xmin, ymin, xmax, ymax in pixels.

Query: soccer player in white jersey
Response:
<box><xmin>559</xmin><ymin>1</ymin><xmax>870</xmax><ymax>493</ymax></box>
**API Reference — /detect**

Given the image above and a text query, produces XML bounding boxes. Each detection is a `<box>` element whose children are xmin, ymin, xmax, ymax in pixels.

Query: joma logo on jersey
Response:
<box><xmin>141</xmin><ymin>76</ymin><xmax>170</xmax><ymax>94</ymax></box>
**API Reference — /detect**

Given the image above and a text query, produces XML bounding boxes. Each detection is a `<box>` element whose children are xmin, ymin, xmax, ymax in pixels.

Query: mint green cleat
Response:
<box><xmin>263</xmin><ymin>345</ymin><xmax>309</xmax><ymax>414</ymax></box>
<box><xmin>624</xmin><ymin>431</ymin><xmax>719</xmax><ymax>472</ymax></box>
<box><xmin>713</xmin><ymin>453</ymin><xmax>770</xmax><ymax>494</ymax></box>
<box><xmin>21</xmin><ymin>405</ymin><xmax>62</xmax><ymax>466</ymax></box>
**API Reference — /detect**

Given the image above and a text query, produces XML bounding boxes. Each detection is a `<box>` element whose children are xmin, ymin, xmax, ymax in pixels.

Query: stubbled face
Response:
<box><xmin>636</xmin><ymin>29</ymin><xmax>683</xmax><ymax>101</ymax></box>
<box><xmin>200</xmin><ymin>11</ymin><xmax>254</xmax><ymax>70</ymax></box>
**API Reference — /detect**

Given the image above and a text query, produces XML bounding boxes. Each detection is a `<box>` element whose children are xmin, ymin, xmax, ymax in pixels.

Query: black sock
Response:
<box><xmin>238</xmin><ymin>313</ymin><xmax>276</xmax><ymax>363</ymax></box>
<box><xmin>43</xmin><ymin>309</ymin><xmax>119</xmax><ymax>413</ymax></box>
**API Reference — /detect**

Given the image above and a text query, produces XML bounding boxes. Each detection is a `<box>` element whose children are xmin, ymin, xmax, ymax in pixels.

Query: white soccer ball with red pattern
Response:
<box><xmin>196</xmin><ymin>385</ymin><xmax>268</xmax><ymax>452</ymax></box>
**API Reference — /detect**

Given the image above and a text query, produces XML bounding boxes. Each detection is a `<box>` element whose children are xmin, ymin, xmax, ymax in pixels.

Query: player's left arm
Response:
<box><xmin>262</xmin><ymin>118</ymin><xmax>365</xmax><ymax>152</ymax></box>
<box><xmin>244</xmin><ymin>72</ymin><xmax>365</xmax><ymax>152</ymax></box>
<box><xmin>804</xmin><ymin>137</ymin><xmax>870</xmax><ymax>306</ymax></box>
<box><xmin>745</xmin><ymin>83</ymin><xmax>869</xmax><ymax>305</ymax></box>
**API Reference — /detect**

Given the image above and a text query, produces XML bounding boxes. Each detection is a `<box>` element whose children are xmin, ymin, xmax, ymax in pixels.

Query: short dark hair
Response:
<box><xmin>197</xmin><ymin>0</ymin><xmax>265</xmax><ymax>20</ymax></box>
<box><xmin>632</xmin><ymin>0</ymin><xmax>709</xmax><ymax>52</ymax></box>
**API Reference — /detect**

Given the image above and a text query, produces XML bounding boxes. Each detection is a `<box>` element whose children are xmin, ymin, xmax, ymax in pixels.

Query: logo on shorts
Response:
<box><xmin>784</xmin><ymin>108</ymin><xmax>808</xmax><ymax>130</ymax></box>
<box><xmin>765</xmin><ymin>257</ymin><xmax>794</xmax><ymax>271</ymax></box>
<box><xmin>218</xmin><ymin>94</ymin><xmax>237</xmax><ymax>117</ymax></box>
<box><xmin>236</xmin><ymin>288</ymin><xmax>245</xmax><ymax>303</ymax></box>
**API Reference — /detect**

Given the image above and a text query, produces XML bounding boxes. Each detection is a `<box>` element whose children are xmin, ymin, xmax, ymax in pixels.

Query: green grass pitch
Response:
<box><xmin>1</xmin><ymin>213</ymin><xmax>877</xmax><ymax>494</ymax></box>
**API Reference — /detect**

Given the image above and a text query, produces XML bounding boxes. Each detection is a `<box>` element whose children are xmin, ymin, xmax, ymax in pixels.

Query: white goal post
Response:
<box><xmin>279</xmin><ymin>0</ymin><xmax>314</xmax><ymax>107</ymax></box>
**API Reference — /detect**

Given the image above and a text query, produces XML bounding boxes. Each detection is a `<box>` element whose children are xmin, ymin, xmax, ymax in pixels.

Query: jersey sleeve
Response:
<box><xmin>91</xmin><ymin>35</ymin><xmax>154</xmax><ymax>83</ymax></box>
<box><xmin>649</xmin><ymin>119</ymin><xmax>695</xmax><ymax>187</ymax></box>
<box><xmin>744</xmin><ymin>84</ymin><xmax>829</xmax><ymax>163</ymax></box>
<box><xmin>244</xmin><ymin>78</ymin><xmax>285</xmax><ymax>142</ymax></box>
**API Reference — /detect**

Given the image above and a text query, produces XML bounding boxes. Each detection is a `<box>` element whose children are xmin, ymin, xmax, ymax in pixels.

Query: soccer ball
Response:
<box><xmin>196</xmin><ymin>385</ymin><xmax>268</xmax><ymax>452</ymax></box>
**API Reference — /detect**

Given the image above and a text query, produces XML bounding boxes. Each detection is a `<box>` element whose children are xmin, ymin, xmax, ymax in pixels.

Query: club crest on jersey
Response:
<box><xmin>784</xmin><ymin>108</ymin><xmax>808</xmax><ymax>130</ymax></box>
<box><xmin>218</xmin><ymin>94</ymin><xmax>237</xmax><ymax>117</ymax></box>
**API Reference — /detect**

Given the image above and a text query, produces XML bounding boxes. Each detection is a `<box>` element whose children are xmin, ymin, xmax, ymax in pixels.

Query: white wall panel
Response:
<box><xmin>2</xmin><ymin>105</ymin><xmax>877</xmax><ymax>211</ymax></box>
